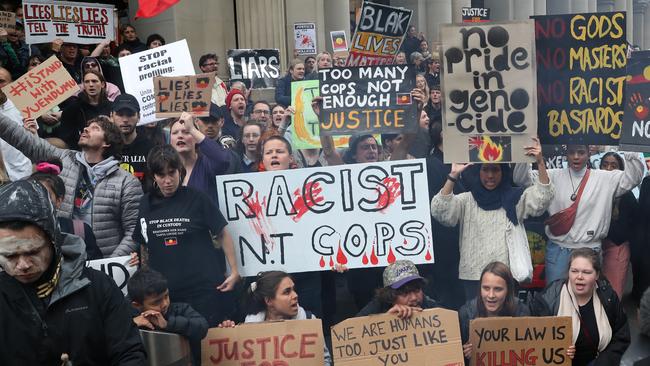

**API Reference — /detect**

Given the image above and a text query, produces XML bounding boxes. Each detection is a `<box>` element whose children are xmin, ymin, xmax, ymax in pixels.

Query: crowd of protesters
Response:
<box><xmin>0</xmin><ymin>5</ymin><xmax>649</xmax><ymax>365</ymax></box>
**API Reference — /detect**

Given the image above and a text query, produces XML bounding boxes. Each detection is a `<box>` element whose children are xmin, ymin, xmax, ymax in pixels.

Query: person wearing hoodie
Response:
<box><xmin>74</xmin><ymin>56</ymin><xmax>122</xmax><ymax>101</ymax></box>
<box><xmin>218</xmin><ymin>271</ymin><xmax>332</xmax><ymax>366</ymax></box>
<box><xmin>0</xmin><ymin>179</ymin><xmax>146</xmax><ymax>365</ymax></box>
<box><xmin>0</xmin><ymin>114</ymin><xmax>143</xmax><ymax>258</ymax></box>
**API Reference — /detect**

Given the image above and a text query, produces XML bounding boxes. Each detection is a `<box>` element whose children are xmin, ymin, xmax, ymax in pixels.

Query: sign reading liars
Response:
<box><xmin>440</xmin><ymin>21</ymin><xmax>538</xmax><ymax>163</ymax></box>
<box><xmin>216</xmin><ymin>160</ymin><xmax>433</xmax><ymax>277</ymax></box>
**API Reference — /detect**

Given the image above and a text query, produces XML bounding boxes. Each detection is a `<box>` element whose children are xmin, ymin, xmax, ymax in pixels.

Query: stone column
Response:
<box><xmin>452</xmin><ymin>0</ymin><xmax>471</xmax><ymax>23</ymax></box>
<box><xmin>485</xmin><ymin>0</ymin><xmax>512</xmax><ymax>20</ymax></box>
<box><xmin>427</xmin><ymin>0</ymin><xmax>452</xmax><ymax>45</ymax></box>
<box><xmin>588</xmin><ymin>0</ymin><xmax>598</xmax><ymax>11</ymax></box>
<box><xmin>598</xmin><ymin>0</ymin><xmax>616</xmax><ymax>11</ymax></box>
<box><xmin>547</xmin><ymin>0</ymin><xmax>572</xmax><ymax>14</ymax></box>
<box><xmin>572</xmin><ymin>0</ymin><xmax>589</xmax><ymax>12</ymax></box>
<box><xmin>626</xmin><ymin>0</ymin><xmax>634</xmax><ymax>43</ymax></box>
<box><xmin>645</xmin><ymin>2</ymin><xmax>650</xmax><ymax>48</ymax></box>
<box><xmin>514</xmin><ymin>0</ymin><xmax>534</xmax><ymax>20</ymax></box>
<box><xmin>633</xmin><ymin>3</ymin><xmax>645</xmax><ymax>47</ymax></box>
<box><xmin>535</xmin><ymin>0</ymin><xmax>548</xmax><ymax>15</ymax></box>
<box><xmin>323</xmin><ymin>0</ymin><xmax>350</xmax><ymax>53</ymax></box>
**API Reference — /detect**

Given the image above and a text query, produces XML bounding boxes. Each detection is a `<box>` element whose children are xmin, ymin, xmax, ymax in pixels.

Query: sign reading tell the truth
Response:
<box><xmin>1</xmin><ymin>55</ymin><xmax>79</xmax><ymax>119</ymax></box>
<box><xmin>201</xmin><ymin>319</ymin><xmax>324</xmax><ymax>365</ymax></box>
<box><xmin>469</xmin><ymin>316</ymin><xmax>572</xmax><ymax>366</ymax></box>
<box><xmin>216</xmin><ymin>159</ymin><xmax>433</xmax><ymax>277</ymax></box>
<box><xmin>331</xmin><ymin>308</ymin><xmax>464</xmax><ymax>366</ymax></box>
<box><xmin>154</xmin><ymin>73</ymin><xmax>215</xmax><ymax>118</ymax></box>
<box><xmin>318</xmin><ymin>65</ymin><xmax>417</xmax><ymax>136</ymax></box>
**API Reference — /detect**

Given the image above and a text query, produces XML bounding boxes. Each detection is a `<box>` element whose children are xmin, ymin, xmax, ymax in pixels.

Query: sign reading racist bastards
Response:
<box><xmin>441</xmin><ymin>21</ymin><xmax>538</xmax><ymax>163</ymax></box>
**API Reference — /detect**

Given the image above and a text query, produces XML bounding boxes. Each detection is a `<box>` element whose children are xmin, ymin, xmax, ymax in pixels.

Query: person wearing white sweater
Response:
<box><xmin>431</xmin><ymin>138</ymin><xmax>554</xmax><ymax>298</ymax></box>
<box><xmin>513</xmin><ymin>145</ymin><xmax>644</xmax><ymax>283</ymax></box>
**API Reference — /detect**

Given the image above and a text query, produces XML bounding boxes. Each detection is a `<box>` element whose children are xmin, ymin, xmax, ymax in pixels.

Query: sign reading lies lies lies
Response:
<box><xmin>216</xmin><ymin>160</ymin><xmax>433</xmax><ymax>277</ymax></box>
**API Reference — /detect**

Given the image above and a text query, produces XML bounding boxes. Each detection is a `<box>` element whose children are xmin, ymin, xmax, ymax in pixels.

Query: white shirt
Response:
<box><xmin>0</xmin><ymin>100</ymin><xmax>32</xmax><ymax>180</ymax></box>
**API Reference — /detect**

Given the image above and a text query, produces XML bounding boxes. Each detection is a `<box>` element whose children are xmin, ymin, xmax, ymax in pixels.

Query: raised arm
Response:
<box><xmin>0</xmin><ymin>113</ymin><xmax>65</xmax><ymax>162</ymax></box>
<box><xmin>391</xmin><ymin>88</ymin><xmax>424</xmax><ymax>161</ymax></box>
<box><xmin>311</xmin><ymin>96</ymin><xmax>344</xmax><ymax>166</ymax></box>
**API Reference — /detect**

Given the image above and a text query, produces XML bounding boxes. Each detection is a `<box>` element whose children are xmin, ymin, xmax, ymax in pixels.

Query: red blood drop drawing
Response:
<box><xmin>370</xmin><ymin>246</ymin><xmax>379</xmax><ymax>265</ymax></box>
<box><xmin>292</xmin><ymin>181</ymin><xmax>325</xmax><ymax>222</ymax></box>
<box><xmin>425</xmin><ymin>248</ymin><xmax>432</xmax><ymax>261</ymax></box>
<box><xmin>362</xmin><ymin>253</ymin><xmax>369</xmax><ymax>265</ymax></box>
<box><xmin>387</xmin><ymin>245</ymin><xmax>396</xmax><ymax>264</ymax></box>
<box><xmin>376</xmin><ymin>177</ymin><xmax>402</xmax><ymax>213</ymax></box>
<box><xmin>336</xmin><ymin>244</ymin><xmax>348</xmax><ymax>265</ymax></box>
<box><xmin>319</xmin><ymin>256</ymin><xmax>325</xmax><ymax>268</ymax></box>
<box><xmin>329</xmin><ymin>256</ymin><xmax>334</xmax><ymax>267</ymax></box>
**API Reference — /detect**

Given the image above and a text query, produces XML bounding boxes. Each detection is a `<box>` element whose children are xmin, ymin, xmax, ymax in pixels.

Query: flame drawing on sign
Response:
<box><xmin>469</xmin><ymin>136</ymin><xmax>504</xmax><ymax>162</ymax></box>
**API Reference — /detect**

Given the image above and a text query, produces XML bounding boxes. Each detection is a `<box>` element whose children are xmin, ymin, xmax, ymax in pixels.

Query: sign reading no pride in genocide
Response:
<box><xmin>201</xmin><ymin>319</ymin><xmax>324</xmax><ymax>365</ymax></box>
<box><xmin>120</xmin><ymin>39</ymin><xmax>195</xmax><ymax>125</ymax></box>
<box><xmin>154</xmin><ymin>73</ymin><xmax>215</xmax><ymax>118</ymax></box>
<box><xmin>331</xmin><ymin>308</ymin><xmax>464</xmax><ymax>366</ymax></box>
<box><xmin>216</xmin><ymin>160</ymin><xmax>433</xmax><ymax>277</ymax></box>
<box><xmin>86</xmin><ymin>255</ymin><xmax>137</xmax><ymax>296</ymax></box>
<box><xmin>318</xmin><ymin>65</ymin><xmax>417</xmax><ymax>135</ymax></box>
<box><xmin>22</xmin><ymin>0</ymin><xmax>115</xmax><ymax>44</ymax></box>
<box><xmin>469</xmin><ymin>316</ymin><xmax>572</xmax><ymax>366</ymax></box>
<box><xmin>1</xmin><ymin>55</ymin><xmax>79</xmax><ymax>119</ymax></box>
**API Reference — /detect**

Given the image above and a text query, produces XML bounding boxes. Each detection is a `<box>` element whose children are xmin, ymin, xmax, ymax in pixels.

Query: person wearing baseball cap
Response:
<box><xmin>111</xmin><ymin>93</ymin><xmax>155</xmax><ymax>191</ymax></box>
<box><xmin>0</xmin><ymin>180</ymin><xmax>145</xmax><ymax>364</ymax></box>
<box><xmin>356</xmin><ymin>260</ymin><xmax>440</xmax><ymax>318</ymax></box>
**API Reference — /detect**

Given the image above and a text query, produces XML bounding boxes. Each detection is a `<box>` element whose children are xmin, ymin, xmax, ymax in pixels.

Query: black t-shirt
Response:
<box><xmin>574</xmin><ymin>297</ymin><xmax>600</xmax><ymax>366</ymax></box>
<box><xmin>133</xmin><ymin>187</ymin><xmax>228</xmax><ymax>298</ymax></box>
<box><xmin>120</xmin><ymin>133</ymin><xmax>155</xmax><ymax>191</ymax></box>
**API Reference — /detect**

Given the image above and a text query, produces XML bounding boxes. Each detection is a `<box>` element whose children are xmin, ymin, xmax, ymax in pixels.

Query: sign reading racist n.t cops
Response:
<box><xmin>318</xmin><ymin>65</ymin><xmax>417</xmax><ymax>135</ymax></box>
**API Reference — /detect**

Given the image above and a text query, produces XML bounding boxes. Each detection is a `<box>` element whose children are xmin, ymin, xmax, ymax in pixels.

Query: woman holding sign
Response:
<box><xmin>530</xmin><ymin>248</ymin><xmax>630</xmax><ymax>366</ymax></box>
<box><xmin>430</xmin><ymin>138</ymin><xmax>553</xmax><ymax>298</ymax></box>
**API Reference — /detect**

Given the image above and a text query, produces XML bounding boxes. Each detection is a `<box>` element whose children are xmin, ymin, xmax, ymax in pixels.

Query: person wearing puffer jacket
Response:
<box><xmin>0</xmin><ymin>113</ymin><xmax>143</xmax><ymax>258</ymax></box>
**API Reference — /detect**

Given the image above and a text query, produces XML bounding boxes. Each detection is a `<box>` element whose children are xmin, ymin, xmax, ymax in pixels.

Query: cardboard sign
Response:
<box><xmin>331</xmin><ymin>308</ymin><xmax>464</xmax><ymax>366</ymax></box>
<box><xmin>346</xmin><ymin>1</ymin><xmax>413</xmax><ymax>66</ymax></box>
<box><xmin>86</xmin><ymin>255</ymin><xmax>137</xmax><ymax>295</ymax></box>
<box><xmin>120</xmin><ymin>39</ymin><xmax>195</xmax><ymax>125</ymax></box>
<box><xmin>201</xmin><ymin>319</ymin><xmax>325</xmax><ymax>365</ymax></box>
<box><xmin>22</xmin><ymin>0</ymin><xmax>115</xmax><ymax>44</ymax></box>
<box><xmin>534</xmin><ymin>12</ymin><xmax>627</xmax><ymax>145</ymax></box>
<box><xmin>620</xmin><ymin>50</ymin><xmax>650</xmax><ymax>152</ymax></box>
<box><xmin>0</xmin><ymin>11</ymin><xmax>15</xmax><ymax>29</ymax></box>
<box><xmin>154</xmin><ymin>73</ymin><xmax>215</xmax><ymax>118</ymax></box>
<box><xmin>469</xmin><ymin>316</ymin><xmax>572</xmax><ymax>366</ymax></box>
<box><xmin>294</xmin><ymin>22</ymin><xmax>317</xmax><ymax>56</ymax></box>
<box><xmin>318</xmin><ymin>65</ymin><xmax>417</xmax><ymax>136</ymax></box>
<box><xmin>440</xmin><ymin>21</ymin><xmax>538</xmax><ymax>163</ymax></box>
<box><xmin>216</xmin><ymin>159</ymin><xmax>433</xmax><ymax>277</ymax></box>
<box><xmin>1</xmin><ymin>55</ymin><xmax>79</xmax><ymax>119</ymax></box>
<box><xmin>331</xmin><ymin>30</ymin><xmax>349</xmax><ymax>58</ymax></box>
<box><xmin>227</xmin><ymin>49</ymin><xmax>281</xmax><ymax>89</ymax></box>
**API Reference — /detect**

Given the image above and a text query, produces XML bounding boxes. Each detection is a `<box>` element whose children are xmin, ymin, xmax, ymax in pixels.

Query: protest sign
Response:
<box><xmin>22</xmin><ymin>0</ymin><xmax>115</xmax><ymax>44</ymax></box>
<box><xmin>1</xmin><ymin>55</ymin><xmax>79</xmax><ymax>119</ymax></box>
<box><xmin>620</xmin><ymin>50</ymin><xmax>650</xmax><ymax>152</ymax></box>
<box><xmin>469</xmin><ymin>316</ymin><xmax>572</xmax><ymax>366</ymax></box>
<box><xmin>462</xmin><ymin>7</ymin><xmax>490</xmax><ymax>23</ymax></box>
<box><xmin>347</xmin><ymin>1</ymin><xmax>413</xmax><ymax>66</ymax></box>
<box><xmin>331</xmin><ymin>30</ymin><xmax>349</xmax><ymax>58</ymax></box>
<box><xmin>440</xmin><ymin>21</ymin><xmax>537</xmax><ymax>163</ymax></box>
<box><xmin>294</xmin><ymin>22</ymin><xmax>317</xmax><ymax>55</ymax></box>
<box><xmin>216</xmin><ymin>159</ymin><xmax>433</xmax><ymax>277</ymax></box>
<box><xmin>120</xmin><ymin>39</ymin><xmax>195</xmax><ymax>125</ymax></box>
<box><xmin>534</xmin><ymin>12</ymin><xmax>626</xmax><ymax>145</ymax></box>
<box><xmin>86</xmin><ymin>255</ymin><xmax>137</xmax><ymax>295</ymax></box>
<box><xmin>331</xmin><ymin>308</ymin><xmax>464</xmax><ymax>366</ymax></box>
<box><xmin>0</xmin><ymin>11</ymin><xmax>15</xmax><ymax>29</ymax></box>
<box><xmin>154</xmin><ymin>73</ymin><xmax>215</xmax><ymax>118</ymax></box>
<box><xmin>227</xmin><ymin>49</ymin><xmax>281</xmax><ymax>89</ymax></box>
<box><xmin>318</xmin><ymin>65</ymin><xmax>417</xmax><ymax>136</ymax></box>
<box><xmin>201</xmin><ymin>319</ymin><xmax>324</xmax><ymax>365</ymax></box>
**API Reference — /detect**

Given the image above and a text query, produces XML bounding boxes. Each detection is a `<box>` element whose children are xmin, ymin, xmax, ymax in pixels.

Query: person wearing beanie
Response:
<box><xmin>222</xmin><ymin>88</ymin><xmax>247</xmax><ymax>141</ymax></box>
<box><xmin>0</xmin><ymin>180</ymin><xmax>146</xmax><ymax>365</ymax></box>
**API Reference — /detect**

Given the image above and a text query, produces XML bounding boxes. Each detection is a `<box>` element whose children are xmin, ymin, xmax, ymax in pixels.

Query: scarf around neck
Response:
<box><xmin>557</xmin><ymin>282</ymin><xmax>612</xmax><ymax>352</ymax></box>
<box><xmin>467</xmin><ymin>164</ymin><xmax>524</xmax><ymax>225</ymax></box>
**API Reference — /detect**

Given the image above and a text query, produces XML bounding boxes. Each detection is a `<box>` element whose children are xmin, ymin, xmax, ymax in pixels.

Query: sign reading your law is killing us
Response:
<box><xmin>216</xmin><ymin>160</ymin><xmax>433</xmax><ymax>277</ymax></box>
<box><xmin>441</xmin><ymin>21</ymin><xmax>538</xmax><ymax>163</ymax></box>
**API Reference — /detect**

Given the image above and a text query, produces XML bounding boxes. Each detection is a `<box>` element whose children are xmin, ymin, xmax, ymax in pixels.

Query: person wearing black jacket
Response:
<box><xmin>0</xmin><ymin>180</ymin><xmax>145</xmax><ymax>365</ymax></box>
<box><xmin>633</xmin><ymin>175</ymin><xmax>650</xmax><ymax>304</ymax></box>
<box><xmin>530</xmin><ymin>248</ymin><xmax>630</xmax><ymax>366</ymax></box>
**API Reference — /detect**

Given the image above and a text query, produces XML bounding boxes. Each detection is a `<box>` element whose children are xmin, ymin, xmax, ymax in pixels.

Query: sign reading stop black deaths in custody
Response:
<box><xmin>318</xmin><ymin>65</ymin><xmax>417</xmax><ymax>135</ymax></box>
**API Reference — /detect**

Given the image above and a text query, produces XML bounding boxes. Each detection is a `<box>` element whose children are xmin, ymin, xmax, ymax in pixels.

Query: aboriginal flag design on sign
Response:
<box><xmin>396</xmin><ymin>93</ymin><xmax>411</xmax><ymax>105</ymax></box>
<box><xmin>164</xmin><ymin>237</ymin><xmax>178</xmax><ymax>246</ymax></box>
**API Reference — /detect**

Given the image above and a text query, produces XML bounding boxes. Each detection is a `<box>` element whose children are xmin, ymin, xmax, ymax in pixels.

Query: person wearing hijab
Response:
<box><xmin>430</xmin><ymin>138</ymin><xmax>554</xmax><ymax>298</ymax></box>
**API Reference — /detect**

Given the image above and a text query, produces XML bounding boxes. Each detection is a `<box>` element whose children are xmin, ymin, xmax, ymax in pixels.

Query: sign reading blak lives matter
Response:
<box><xmin>319</xmin><ymin>65</ymin><xmax>417</xmax><ymax>135</ymax></box>
<box><xmin>534</xmin><ymin>12</ymin><xmax>627</xmax><ymax>145</ymax></box>
<box><xmin>347</xmin><ymin>1</ymin><xmax>412</xmax><ymax>66</ymax></box>
<box><xmin>201</xmin><ymin>319</ymin><xmax>324</xmax><ymax>366</ymax></box>
<box><xmin>22</xmin><ymin>0</ymin><xmax>115</xmax><ymax>44</ymax></box>
<box><xmin>1</xmin><ymin>55</ymin><xmax>79</xmax><ymax>119</ymax></box>
<box><xmin>331</xmin><ymin>308</ymin><xmax>464</xmax><ymax>366</ymax></box>
<box><xmin>619</xmin><ymin>50</ymin><xmax>650</xmax><ymax>152</ymax></box>
<box><xmin>216</xmin><ymin>160</ymin><xmax>433</xmax><ymax>277</ymax></box>
<box><xmin>120</xmin><ymin>39</ymin><xmax>195</xmax><ymax>125</ymax></box>
<box><xmin>469</xmin><ymin>316</ymin><xmax>572</xmax><ymax>366</ymax></box>
<box><xmin>440</xmin><ymin>21</ymin><xmax>538</xmax><ymax>163</ymax></box>
<box><xmin>154</xmin><ymin>73</ymin><xmax>215</xmax><ymax>118</ymax></box>
<box><xmin>227</xmin><ymin>49</ymin><xmax>281</xmax><ymax>88</ymax></box>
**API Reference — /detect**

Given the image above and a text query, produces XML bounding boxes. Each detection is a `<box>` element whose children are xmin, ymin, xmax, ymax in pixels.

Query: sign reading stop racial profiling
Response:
<box><xmin>318</xmin><ymin>65</ymin><xmax>417</xmax><ymax>135</ymax></box>
<box><xmin>469</xmin><ymin>316</ymin><xmax>572</xmax><ymax>366</ymax></box>
<box><xmin>331</xmin><ymin>308</ymin><xmax>464</xmax><ymax>366</ymax></box>
<box><xmin>534</xmin><ymin>12</ymin><xmax>627</xmax><ymax>145</ymax></box>
<box><xmin>440</xmin><ymin>21</ymin><xmax>538</xmax><ymax>163</ymax></box>
<box><xmin>347</xmin><ymin>1</ymin><xmax>412</xmax><ymax>66</ymax></box>
<box><xmin>619</xmin><ymin>50</ymin><xmax>650</xmax><ymax>152</ymax></box>
<box><xmin>216</xmin><ymin>160</ymin><xmax>433</xmax><ymax>277</ymax></box>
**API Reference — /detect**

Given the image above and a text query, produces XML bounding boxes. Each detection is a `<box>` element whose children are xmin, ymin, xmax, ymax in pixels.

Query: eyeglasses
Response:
<box><xmin>84</xmin><ymin>62</ymin><xmax>98</xmax><ymax>68</ymax></box>
<box><xmin>253</xmin><ymin>110</ymin><xmax>270</xmax><ymax>115</ymax></box>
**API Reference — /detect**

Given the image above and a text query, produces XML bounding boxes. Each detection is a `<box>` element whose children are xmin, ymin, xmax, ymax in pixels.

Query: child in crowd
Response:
<box><xmin>128</xmin><ymin>268</ymin><xmax>209</xmax><ymax>366</ymax></box>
